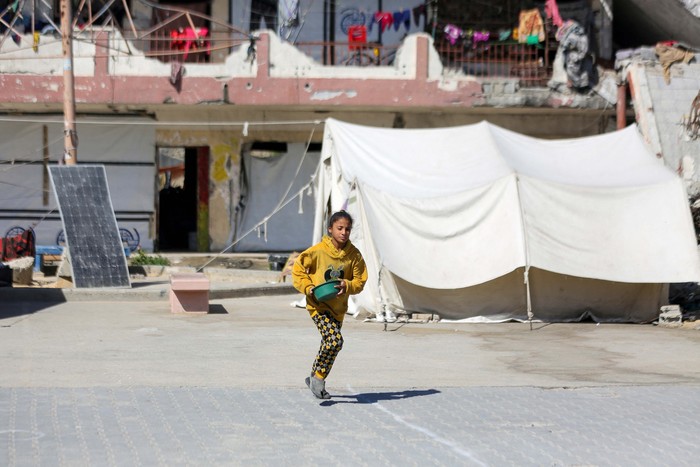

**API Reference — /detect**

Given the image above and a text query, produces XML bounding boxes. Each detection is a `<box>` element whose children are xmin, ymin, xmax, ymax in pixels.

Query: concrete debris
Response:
<box><xmin>659</xmin><ymin>305</ymin><xmax>683</xmax><ymax>327</ymax></box>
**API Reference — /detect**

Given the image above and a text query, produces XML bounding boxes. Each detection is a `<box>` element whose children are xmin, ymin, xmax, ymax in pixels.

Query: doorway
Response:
<box><xmin>157</xmin><ymin>146</ymin><xmax>209</xmax><ymax>251</ymax></box>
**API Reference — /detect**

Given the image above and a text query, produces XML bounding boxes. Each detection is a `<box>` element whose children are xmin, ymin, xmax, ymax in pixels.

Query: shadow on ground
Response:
<box><xmin>321</xmin><ymin>388</ymin><xmax>440</xmax><ymax>406</ymax></box>
<box><xmin>208</xmin><ymin>304</ymin><xmax>229</xmax><ymax>314</ymax></box>
<box><xmin>0</xmin><ymin>298</ymin><xmax>65</xmax><ymax>322</ymax></box>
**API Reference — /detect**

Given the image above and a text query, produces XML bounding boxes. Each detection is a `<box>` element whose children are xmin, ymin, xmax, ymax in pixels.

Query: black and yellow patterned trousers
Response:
<box><xmin>311</xmin><ymin>312</ymin><xmax>344</xmax><ymax>380</ymax></box>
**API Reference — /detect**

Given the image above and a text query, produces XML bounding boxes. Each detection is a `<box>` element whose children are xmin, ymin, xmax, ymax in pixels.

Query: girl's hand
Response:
<box><xmin>335</xmin><ymin>280</ymin><xmax>347</xmax><ymax>296</ymax></box>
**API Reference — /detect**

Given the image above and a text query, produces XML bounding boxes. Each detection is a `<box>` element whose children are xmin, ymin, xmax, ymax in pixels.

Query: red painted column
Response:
<box><xmin>416</xmin><ymin>35</ymin><xmax>429</xmax><ymax>81</ymax></box>
<box><xmin>196</xmin><ymin>147</ymin><xmax>210</xmax><ymax>252</ymax></box>
<box><xmin>95</xmin><ymin>32</ymin><xmax>110</xmax><ymax>78</ymax></box>
<box><xmin>617</xmin><ymin>81</ymin><xmax>627</xmax><ymax>130</ymax></box>
<box><xmin>256</xmin><ymin>32</ymin><xmax>270</xmax><ymax>78</ymax></box>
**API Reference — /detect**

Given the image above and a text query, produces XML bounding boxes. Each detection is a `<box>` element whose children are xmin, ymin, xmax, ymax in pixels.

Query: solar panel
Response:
<box><xmin>49</xmin><ymin>165</ymin><xmax>131</xmax><ymax>288</ymax></box>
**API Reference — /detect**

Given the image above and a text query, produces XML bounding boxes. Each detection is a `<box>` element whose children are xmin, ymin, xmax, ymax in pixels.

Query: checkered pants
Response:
<box><xmin>311</xmin><ymin>312</ymin><xmax>344</xmax><ymax>379</ymax></box>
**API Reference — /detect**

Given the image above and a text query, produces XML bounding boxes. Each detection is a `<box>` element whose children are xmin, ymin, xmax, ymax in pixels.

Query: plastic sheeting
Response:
<box><xmin>234</xmin><ymin>143</ymin><xmax>320</xmax><ymax>252</ymax></box>
<box><xmin>0</xmin><ymin>117</ymin><xmax>156</xmax><ymax>248</ymax></box>
<box><xmin>314</xmin><ymin>119</ymin><xmax>700</xmax><ymax>322</ymax></box>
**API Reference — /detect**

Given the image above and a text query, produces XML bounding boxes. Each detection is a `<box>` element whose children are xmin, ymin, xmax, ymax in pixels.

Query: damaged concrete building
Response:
<box><xmin>0</xmin><ymin>0</ymin><xmax>697</xmax><ymax>253</ymax></box>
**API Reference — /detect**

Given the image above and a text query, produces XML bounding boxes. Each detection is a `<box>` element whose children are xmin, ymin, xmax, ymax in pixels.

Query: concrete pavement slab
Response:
<box><xmin>1</xmin><ymin>294</ymin><xmax>699</xmax><ymax>465</ymax></box>
<box><xmin>1</xmin><ymin>295</ymin><xmax>699</xmax><ymax>388</ymax></box>
<box><xmin>1</xmin><ymin>386</ymin><xmax>699</xmax><ymax>465</ymax></box>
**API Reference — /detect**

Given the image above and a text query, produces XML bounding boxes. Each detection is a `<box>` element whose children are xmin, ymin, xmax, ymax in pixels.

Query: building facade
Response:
<box><xmin>0</xmin><ymin>1</ymin><xmax>696</xmax><ymax>253</ymax></box>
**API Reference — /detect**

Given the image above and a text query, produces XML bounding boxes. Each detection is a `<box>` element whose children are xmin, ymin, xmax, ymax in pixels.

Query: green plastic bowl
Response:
<box><xmin>313</xmin><ymin>280</ymin><xmax>341</xmax><ymax>302</ymax></box>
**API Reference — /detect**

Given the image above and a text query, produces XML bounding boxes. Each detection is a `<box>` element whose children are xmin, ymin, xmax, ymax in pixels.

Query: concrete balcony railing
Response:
<box><xmin>111</xmin><ymin>28</ymin><xmax>554</xmax><ymax>87</ymax></box>
<box><xmin>0</xmin><ymin>28</ymin><xmax>595</xmax><ymax>113</ymax></box>
<box><xmin>291</xmin><ymin>40</ymin><xmax>552</xmax><ymax>87</ymax></box>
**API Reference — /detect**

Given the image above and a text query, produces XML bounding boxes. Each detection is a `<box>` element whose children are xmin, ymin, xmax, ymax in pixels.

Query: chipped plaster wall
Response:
<box><xmin>0</xmin><ymin>28</ymin><xmax>613</xmax><ymax>114</ymax></box>
<box><xmin>109</xmin><ymin>29</ymin><xmax>256</xmax><ymax>78</ymax></box>
<box><xmin>624</xmin><ymin>60</ymin><xmax>700</xmax><ymax>195</ymax></box>
<box><xmin>0</xmin><ymin>34</ymin><xmax>96</xmax><ymax>75</ymax></box>
<box><xmin>108</xmin><ymin>29</ymin><xmax>448</xmax><ymax>86</ymax></box>
<box><xmin>267</xmin><ymin>31</ymin><xmax>443</xmax><ymax>80</ymax></box>
<box><xmin>156</xmin><ymin>129</ymin><xmax>241</xmax><ymax>250</ymax></box>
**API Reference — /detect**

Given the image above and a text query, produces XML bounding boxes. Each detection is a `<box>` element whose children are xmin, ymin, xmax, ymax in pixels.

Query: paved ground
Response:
<box><xmin>1</xmin><ymin>291</ymin><xmax>699</xmax><ymax>466</ymax></box>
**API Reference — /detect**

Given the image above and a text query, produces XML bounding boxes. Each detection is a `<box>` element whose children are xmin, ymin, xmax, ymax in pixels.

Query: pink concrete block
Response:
<box><xmin>170</xmin><ymin>273</ymin><xmax>210</xmax><ymax>313</ymax></box>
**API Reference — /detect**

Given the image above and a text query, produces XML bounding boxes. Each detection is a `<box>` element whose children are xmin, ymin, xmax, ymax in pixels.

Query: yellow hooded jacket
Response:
<box><xmin>292</xmin><ymin>235</ymin><xmax>368</xmax><ymax>322</ymax></box>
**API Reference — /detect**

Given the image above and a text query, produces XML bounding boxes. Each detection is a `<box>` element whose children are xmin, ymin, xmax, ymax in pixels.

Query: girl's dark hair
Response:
<box><xmin>328</xmin><ymin>210</ymin><xmax>353</xmax><ymax>228</ymax></box>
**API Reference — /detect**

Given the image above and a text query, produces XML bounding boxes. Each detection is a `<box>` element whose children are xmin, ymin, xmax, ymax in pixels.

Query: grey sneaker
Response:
<box><xmin>305</xmin><ymin>375</ymin><xmax>331</xmax><ymax>399</ymax></box>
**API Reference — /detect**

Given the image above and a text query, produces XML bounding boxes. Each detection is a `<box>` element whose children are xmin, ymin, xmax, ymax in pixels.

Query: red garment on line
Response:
<box><xmin>170</xmin><ymin>27</ymin><xmax>211</xmax><ymax>59</ymax></box>
<box><xmin>374</xmin><ymin>12</ymin><xmax>393</xmax><ymax>33</ymax></box>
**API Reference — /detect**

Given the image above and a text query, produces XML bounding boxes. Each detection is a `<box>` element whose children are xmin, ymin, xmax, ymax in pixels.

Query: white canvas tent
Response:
<box><xmin>314</xmin><ymin>118</ymin><xmax>700</xmax><ymax>323</ymax></box>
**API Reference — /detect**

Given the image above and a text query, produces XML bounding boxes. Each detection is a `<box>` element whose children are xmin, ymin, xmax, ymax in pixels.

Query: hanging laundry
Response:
<box><xmin>655</xmin><ymin>43</ymin><xmax>696</xmax><ymax>84</ymax></box>
<box><xmin>371</xmin><ymin>11</ymin><xmax>394</xmax><ymax>33</ymax></box>
<box><xmin>170</xmin><ymin>27</ymin><xmax>211</xmax><ymax>60</ymax></box>
<box><xmin>393</xmin><ymin>9</ymin><xmax>411</xmax><ymax>32</ymax></box>
<box><xmin>472</xmin><ymin>31</ymin><xmax>490</xmax><ymax>46</ymax></box>
<box><xmin>412</xmin><ymin>4</ymin><xmax>426</xmax><ymax>27</ymax></box>
<box><xmin>444</xmin><ymin>24</ymin><xmax>463</xmax><ymax>46</ymax></box>
<box><xmin>170</xmin><ymin>61</ymin><xmax>185</xmax><ymax>92</ymax></box>
<box><xmin>684</xmin><ymin>90</ymin><xmax>700</xmax><ymax>140</ymax></box>
<box><xmin>348</xmin><ymin>25</ymin><xmax>367</xmax><ymax>47</ymax></box>
<box><xmin>498</xmin><ymin>29</ymin><xmax>511</xmax><ymax>41</ymax></box>
<box><xmin>517</xmin><ymin>8</ymin><xmax>545</xmax><ymax>44</ymax></box>
<box><xmin>544</xmin><ymin>0</ymin><xmax>564</xmax><ymax>28</ymax></box>
<box><xmin>279</xmin><ymin>0</ymin><xmax>300</xmax><ymax>27</ymax></box>
<box><xmin>250</xmin><ymin>0</ymin><xmax>278</xmax><ymax>31</ymax></box>
<box><xmin>556</xmin><ymin>20</ymin><xmax>595</xmax><ymax>89</ymax></box>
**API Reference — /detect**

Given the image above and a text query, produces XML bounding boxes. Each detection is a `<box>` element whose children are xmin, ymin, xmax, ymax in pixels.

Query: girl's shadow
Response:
<box><xmin>320</xmin><ymin>389</ymin><xmax>440</xmax><ymax>406</ymax></box>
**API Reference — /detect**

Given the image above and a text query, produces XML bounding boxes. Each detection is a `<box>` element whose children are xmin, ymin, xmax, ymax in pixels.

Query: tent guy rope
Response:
<box><xmin>195</xmin><ymin>122</ymin><xmax>321</xmax><ymax>272</ymax></box>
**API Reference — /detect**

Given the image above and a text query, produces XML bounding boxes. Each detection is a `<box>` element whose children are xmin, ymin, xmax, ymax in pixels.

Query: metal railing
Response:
<box><xmin>123</xmin><ymin>31</ymin><xmax>553</xmax><ymax>86</ymax></box>
<box><xmin>295</xmin><ymin>41</ymin><xmax>400</xmax><ymax>67</ymax></box>
<box><xmin>130</xmin><ymin>30</ymin><xmax>247</xmax><ymax>64</ymax></box>
<box><xmin>294</xmin><ymin>39</ymin><xmax>552</xmax><ymax>86</ymax></box>
<box><xmin>436</xmin><ymin>40</ymin><xmax>552</xmax><ymax>86</ymax></box>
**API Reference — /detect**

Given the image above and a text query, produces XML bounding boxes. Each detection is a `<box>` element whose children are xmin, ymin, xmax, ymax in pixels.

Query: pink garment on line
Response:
<box><xmin>444</xmin><ymin>24</ymin><xmax>462</xmax><ymax>45</ymax></box>
<box><xmin>545</xmin><ymin>0</ymin><xmax>564</xmax><ymax>28</ymax></box>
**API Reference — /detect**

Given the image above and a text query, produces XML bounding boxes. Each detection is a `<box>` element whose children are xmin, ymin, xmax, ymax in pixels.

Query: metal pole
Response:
<box><xmin>61</xmin><ymin>0</ymin><xmax>77</xmax><ymax>164</ymax></box>
<box><xmin>377</xmin><ymin>0</ymin><xmax>382</xmax><ymax>45</ymax></box>
<box><xmin>322</xmin><ymin>0</ymin><xmax>327</xmax><ymax>64</ymax></box>
<box><xmin>42</xmin><ymin>125</ymin><xmax>49</xmax><ymax>205</ymax></box>
<box><xmin>329</xmin><ymin>0</ymin><xmax>335</xmax><ymax>64</ymax></box>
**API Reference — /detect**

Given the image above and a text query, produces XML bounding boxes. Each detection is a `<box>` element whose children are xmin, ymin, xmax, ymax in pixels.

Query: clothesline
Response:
<box><xmin>437</xmin><ymin>0</ymin><xmax>585</xmax><ymax>49</ymax></box>
<box><xmin>0</xmin><ymin>116</ymin><xmax>326</xmax><ymax>127</ymax></box>
<box><xmin>196</xmin><ymin>122</ymin><xmax>321</xmax><ymax>271</ymax></box>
